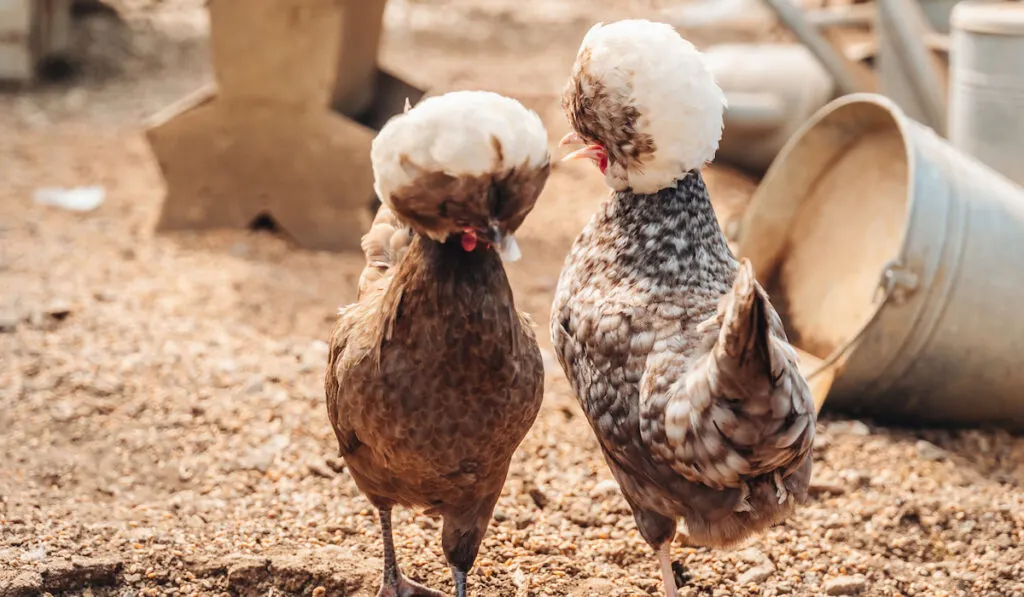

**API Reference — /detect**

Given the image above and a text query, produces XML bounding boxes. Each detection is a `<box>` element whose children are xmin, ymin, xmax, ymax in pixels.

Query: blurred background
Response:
<box><xmin>1</xmin><ymin>1</ymin><xmax>1023</xmax><ymax>596</ymax></box>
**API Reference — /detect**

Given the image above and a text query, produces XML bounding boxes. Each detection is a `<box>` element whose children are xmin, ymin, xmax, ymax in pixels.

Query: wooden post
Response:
<box><xmin>146</xmin><ymin>0</ymin><xmax>426</xmax><ymax>252</ymax></box>
<box><xmin>0</xmin><ymin>0</ymin><xmax>74</xmax><ymax>83</ymax></box>
<box><xmin>333</xmin><ymin>0</ymin><xmax>389</xmax><ymax>118</ymax></box>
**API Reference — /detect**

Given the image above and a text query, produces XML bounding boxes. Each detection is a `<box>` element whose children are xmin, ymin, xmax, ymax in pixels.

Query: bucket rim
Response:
<box><xmin>734</xmin><ymin>92</ymin><xmax>923</xmax><ymax>381</ymax></box>
<box><xmin>951</xmin><ymin>0</ymin><xmax>1024</xmax><ymax>36</ymax></box>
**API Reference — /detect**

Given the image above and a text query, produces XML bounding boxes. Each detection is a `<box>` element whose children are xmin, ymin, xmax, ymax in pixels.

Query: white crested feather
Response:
<box><xmin>577</xmin><ymin>20</ymin><xmax>726</xmax><ymax>194</ymax></box>
<box><xmin>371</xmin><ymin>90</ymin><xmax>549</xmax><ymax>209</ymax></box>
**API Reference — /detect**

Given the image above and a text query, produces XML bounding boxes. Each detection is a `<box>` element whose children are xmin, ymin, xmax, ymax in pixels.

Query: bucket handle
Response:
<box><xmin>804</xmin><ymin>258</ymin><xmax>919</xmax><ymax>381</ymax></box>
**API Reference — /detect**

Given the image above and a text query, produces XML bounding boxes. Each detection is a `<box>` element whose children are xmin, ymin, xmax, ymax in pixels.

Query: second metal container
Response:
<box><xmin>704</xmin><ymin>43</ymin><xmax>835</xmax><ymax>175</ymax></box>
<box><xmin>949</xmin><ymin>0</ymin><xmax>1024</xmax><ymax>187</ymax></box>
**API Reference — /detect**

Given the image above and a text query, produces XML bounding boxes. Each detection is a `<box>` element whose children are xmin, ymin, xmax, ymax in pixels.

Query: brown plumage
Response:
<box><xmin>325</xmin><ymin>90</ymin><xmax>549</xmax><ymax>597</ymax></box>
<box><xmin>562</xmin><ymin>47</ymin><xmax>657</xmax><ymax>174</ymax></box>
<box><xmin>552</xmin><ymin>20</ymin><xmax>815</xmax><ymax>597</ymax></box>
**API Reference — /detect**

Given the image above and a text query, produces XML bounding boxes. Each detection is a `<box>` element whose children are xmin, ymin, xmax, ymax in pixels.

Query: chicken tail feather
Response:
<box><xmin>716</xmin><ymin>258</ymin><xmax>772</xmax><ymax>379</ymax></box>
<box><xmin>645</xmin><ymin>258</ymin><xmax>815</xmax><ymax>491</ymax></box>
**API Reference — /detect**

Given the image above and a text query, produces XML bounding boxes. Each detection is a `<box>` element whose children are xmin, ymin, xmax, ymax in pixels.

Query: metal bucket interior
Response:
<box><xmin>737</xmin><ymin>95</ymin><xmax>913</xmax><ymax>374</ymax></box>
<box><xmin>736</xmin><ymin>93</ymin><xmax>1024</xmax><ymax>429</ymax></box>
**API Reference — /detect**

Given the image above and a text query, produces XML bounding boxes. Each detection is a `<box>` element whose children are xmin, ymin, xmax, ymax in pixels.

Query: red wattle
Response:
<box><xmin>461</xmin><ymin>231</ymin><xmax>478</xmax><ymax>252</ymax></box>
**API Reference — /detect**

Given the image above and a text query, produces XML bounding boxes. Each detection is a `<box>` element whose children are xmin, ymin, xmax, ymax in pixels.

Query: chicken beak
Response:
<box><xmin>560</xmin><ymin>131</ymin><xmax>603</xmax><ymax>163</ymax></box>
<box><xmin>497</xmin><ymin>235</ymin><xmax>522</xmax><ymax>263</ymax></box>
<box><xmin>559</xmin><ymin>131</ymin><xmax>583</xmax><ymax>147</ymax></box>
<box><xmin>561</xmin><ymin>144</ymin><xmax>606</xmax><ymax>163</ymax></box>
<box><xmin>487</xmin><ymin>223</ymin><xmax>522</xmax><ymax>263</ymax></box>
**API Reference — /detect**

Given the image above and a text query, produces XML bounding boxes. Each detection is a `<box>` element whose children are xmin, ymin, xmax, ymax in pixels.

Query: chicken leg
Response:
<box><xmin>452</xmin><ymin>568</ymin><xmax>467</xmax><ymax>597</ymax></box>
<box><xmin>441</xmin><ymin>500</ymin><xmax>497</xmax><ymax>597</ymax></box>
<box><xmin>657</xmin><ymin>543</ymin><xmax>678</xmax><ymax>597</ymax></box>
<box><xmin>376</xmin><ymin>508</ymin><xmax>445</xmax><ymax>597</ymax></box>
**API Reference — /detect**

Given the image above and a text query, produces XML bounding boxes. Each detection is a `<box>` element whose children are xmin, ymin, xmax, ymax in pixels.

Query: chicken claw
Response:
<box><xmin>734</xmin><ymin>483</ymin><xmax>754</xmax><ymax>513</ymax></box>
<box><xmin>376</xmin><ymin>508</ymin><xmax>447</xmax><ymax>597</ymax></box>
<box><xmin>773</xmin><ymin>470</ymin><xmax>789</xmax><ymax>505</ymax></box>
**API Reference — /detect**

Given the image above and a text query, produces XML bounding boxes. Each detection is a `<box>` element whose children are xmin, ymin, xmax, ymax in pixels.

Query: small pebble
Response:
<box><xmin>45</xmin><ymin>301</ymin><xmax>72</xmax><ymax>320</ymax></box>
<box><xmin>823</xmin><ymin>574</ymin><xmax>867</xmax><ymax>595</ymax></box>
<box><xmin>50</xmin><ymin>401</ymin><xmax>76</xmax><ymax>423</ymax></box>
<box><xmin>0</xmin><ymin>313</ymin><xmax>18</xmax><ymax>333</ymax></box>
<box><xmin>237</xmin><ymin>434</ymin><xmax>290</xmax><ymax>473</ymax></box>
<box><xmin>243</xmin><ymin>376</ymin><xmax>264</xmax><ymax>394</ymax></box>
<box><xmin>738</xmin><ymin>548</ymin><xmax>771</xmax><ymax>566</ymax></box>
<box><xmin>21</xmin><ymin>546</ymin><xmax>47</xmax><ymax>562</ymax></box>
<box><xmin>527</xmin><ymin>487</ymin><xmax>549</xmax><ymax>509</ymax></box>
<box><xmin>568</xmin><ymin>579</ymin><xmax>615</xmax><ymax>596</ymax></box>
<box><xmin>846</xmin><ymin>421</ymin><xmax>871</xmax><ymax>437</ymax></box>
<box><xmin>307</xmin><ymin>460</ymin><xmax>335</xmax><ymax>479</ymax></box>
<box><xmin>915</xmin><ymin>440</ymin><xmax>946</xmax><ymax>462</ymax></box>
<box><xmin>590</xmin><ymin>479</ymin><xmax>620</xmax><ymax>498</ymax></box>
<box><xmin>809</xmin><ymin>479</ymin><xmax>847</xmax><ymax>496</ymax></box>
<box><xmin>738</xmin><ymin>564</ymin><xmax>774</xmax><ymax>584</ymax></box>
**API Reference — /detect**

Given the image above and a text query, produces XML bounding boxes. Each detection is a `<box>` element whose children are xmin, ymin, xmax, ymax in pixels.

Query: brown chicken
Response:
<box><xmin>325</xmin><ymin>90</ymin><xmax>550</xmax><ymax>597</ymax></box>
<box><xmin>551</xmin><ymin>20</ymin><xmax>816</xmax><ymax>597</ymax></box>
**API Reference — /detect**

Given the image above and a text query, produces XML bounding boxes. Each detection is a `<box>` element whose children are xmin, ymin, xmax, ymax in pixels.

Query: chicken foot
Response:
<box><xmin>773</xmin><ymin>470</ymin><xmax>789</xmax><ymax>505</ymax></box>
<box><xmin>376</xmin><ymin>507</ymin><xmax>446</xmax><ymax>597</ymax></box>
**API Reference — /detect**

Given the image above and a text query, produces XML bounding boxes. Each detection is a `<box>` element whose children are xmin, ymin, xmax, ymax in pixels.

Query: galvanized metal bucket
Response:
<box><xmin>949</xmin><ymin>0</ymin><xmax>1024</xmax><ymax>187</ymax></box>
<box><xmin>736</xmin><ymin>93</ymin><xmax>1024</xmax><ymax>430</ymax></box>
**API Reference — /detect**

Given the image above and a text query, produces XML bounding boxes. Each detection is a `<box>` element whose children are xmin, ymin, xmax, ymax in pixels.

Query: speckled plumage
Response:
<box><xmin>550</xmin><ymin>172</ymin><xmax>815</xmax><ymax>555</ymax></box>
<box><xmin>326</xmin><ymin>91</ymin><xmax>548</xmax><ymax>597</ymax></box>
<box><xmin>553</xmin><ymin>28</ymin><xmax>814</xmax><ymax>587</ymax></box>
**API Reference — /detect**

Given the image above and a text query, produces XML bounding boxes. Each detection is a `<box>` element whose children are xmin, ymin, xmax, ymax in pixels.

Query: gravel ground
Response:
<box><xmin>2</xmin><ymin>2</ymin><xmax>1024</xmax><ymax>597</ymax></box>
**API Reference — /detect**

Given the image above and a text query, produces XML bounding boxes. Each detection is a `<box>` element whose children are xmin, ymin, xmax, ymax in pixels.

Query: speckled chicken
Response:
<box><xmin>325</xmin><ymin>90</ymin><xmax>549</xmax><ymax>597</ymax></box>
<box><xmin>550</xmin><ymin>20</ymin><xmax>815</xmax><ymax>597</ymax></box>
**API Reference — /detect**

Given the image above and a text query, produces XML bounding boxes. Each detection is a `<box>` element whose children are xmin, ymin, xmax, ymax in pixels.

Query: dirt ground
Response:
<box><xmin>2</xmin><ymin>2</ymin><xmax>1024</xmax><ymax>596</ymax></box>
